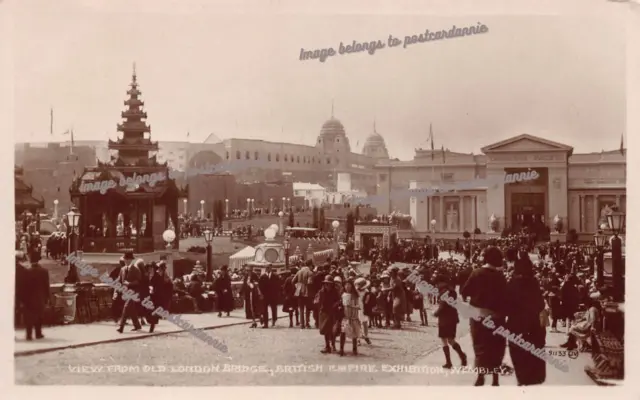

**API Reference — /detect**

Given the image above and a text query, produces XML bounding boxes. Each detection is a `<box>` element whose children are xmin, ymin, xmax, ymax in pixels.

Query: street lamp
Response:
<box><xmin>430</xmin><ymin>219</ymin><xmax>437</xmax><ymax>233</ymax></box>
<box><xmin>270</xmin><ymin>198</ymin><xmax>273</xmax><ymax>214</ymax></box>
<box><xmin>606</xmin><ymin>210</ymin><xmax>625</xmax><ymax>302</ymax></box>
<box><xmin>204</xmin><ymin>229</ymin><xmax>214</xmax><ymax>282</ymax></box>
<box><xmin>53</xmin><ymin>199</ymin><xmax>59</xmax><ymax>221</ymax></box>
<box><xmin>287</xmin><ymin>197</ymin><xmax>291</xmax><ymax>212</ymax></box>
<box><xmin>594</xmin><ymin>231</ymin><xmax>607</xmax><ymax>287</ymax></box>
<box><xmin>183</xmin><ymin>199</ymin><xmax>187</xmax><ymax>215</ymax></box>
<box><xmin>585</xmin><ymin>243</ymin><xmax>596</xmax><ymax>275</ymax></box>
<box><xmin>65</xmin><ymin>206</ymin><xmax>81</xmax><ymax>283</ymax></box>
<box><xmin>162</xmin><ymin>229</ymin><xmax>176</xmax><ymax>278</ymax></box>
<box><xmin>278</xmin><ymin>211</ymin><xmax>284</xmax><ymax>235</ymax></box>
<box><xmin>282</xmin><ymin>197</ymin><xmax>286</xmax><ymax>211</ymax></box>
<box><xmin>284</xmin><ymin>235</ymin><xmax>291</xmax><ymax>268</ymax></box>
<box><xmin>200</xmin><ymin>200</ymin><xmax>205</xmax><ymax>219</ymax></box>
<box><xmin>225</xmin><ymin>198</ymin><xmax>229</xmax><ymax>218</ymax></box>
<box><xmin>332</xmin><ymin>220</ymin><xmax>340</xmax><ymax>257</ymax></box>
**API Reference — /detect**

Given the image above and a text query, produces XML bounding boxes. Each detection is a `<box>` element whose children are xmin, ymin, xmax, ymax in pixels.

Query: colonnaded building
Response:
<box><xmin>375</xmin><ymin>134</ymin><xmax>626</xmax><ymax>239</ymax></box>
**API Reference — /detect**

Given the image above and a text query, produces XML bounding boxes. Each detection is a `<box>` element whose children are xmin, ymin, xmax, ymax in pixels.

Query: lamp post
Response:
<box><xmin>606</xmin><ymin>210</ymin><xmax>625</xmax><ymax>302</ymax></box>
<box><xmin>162</xmin><ymin>229</ymin><xmax>176</xmax><ymax>278</ymax></box>
<box><xmin>251</xmin><ymin>198</ymin><xmax>255</xmax><ymax>214</ymax></box>
<box><xmin>594</xmin><ymin>230</ymin><xmax>607</xmax><ymax>287</ymax></box>
<box><xmin>430</xmin><ymin>219</ymin><xmax>436</xmax><ymax>234</ymax></box>
<box><xmin>225</xmin><ymin>198</ymin><xmax>229</xmax><ymax>218</ymax></box>
<box><xmin>53</xmin><ymin>199</ymin><xmax>59</xmax><ymax>221</ymax></box>
<box><xmin>270</xmin><ymin>198</ymin><xmax>273</xmax><ymax>214</ymax></box>
<box><xmin>332</xmin><ymin>220</ymin><xmax>340</xmax><ymax>258</ymax></box>
<box><xmin>183</xmin><ymin>199</ymin><xmax>188</xmax><ymax>215</ymax></box>
<box><xmin>585</xmin><ymin>243</ymin><xmax>596</xmax><ymax>276</ymax></box>
<box><xmin>287</xmin><ymin>197</ymin><xmax>291</xmax><ymax>212</ymax></box>
<box><xmin>246</xmin><ymin>198</ymin><xmax>251</xmax><ymax>219</ymax></box>
<box><xmin>200</xmin><ymin>200</ymin><xmax>205</xmax><ymax>219</ymax></box>
<box><xmin>282</xmin><ymin>197</ymin><xmax>286</xmax><ymax>211</ymax></box>
<box><xmin>204</xmin><ymin>229</ymin><xmax>214</xmax><ymax>282</ymax></box>
<box><xmin>284</xmin><ymin>235</ymin><xmax>291</xmax><ymax>268</ymax></box>
<box><xmin>278</xmin><ymin>211</ymin><xmax>284</xmax><ymax>236</ymax></box>
<box><xmin>65</xmin><ymin>206</ymin><xmax>81</xmax><ymax>283</ymax></box>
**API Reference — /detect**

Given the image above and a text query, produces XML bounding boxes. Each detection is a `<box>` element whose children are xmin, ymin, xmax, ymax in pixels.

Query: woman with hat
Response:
<box><xmin>461</xmin><ymin>245</ymin><xmax>508</xmax><ymax>386</ymax></box>
<box><xmin>317</xmin><ymin>274</ymin><xmax>341</xmax><ymax>354</ymax></box>
<box><xmin>434</xmin><ymin>277</ymin><xmax>467</xmax><ymax>369</ymax></box>
<box><xmin>148</xmin><ymin>261</ymin><xmax>174</xmax><ymax>333</ymax></box>
<box><xmin>355</xmin><ymin>277</ymin><xmax>372</xmax><ymax>345</ymax></box>
<box><xmin>339</xmin><ymin>279</ymin><xmax>362</xmax><ymax>356</ymax></box>
<box><xmin>504</xmin><ymin>257</ymin><xmax>546</xmax><ymax>386</ymax></box>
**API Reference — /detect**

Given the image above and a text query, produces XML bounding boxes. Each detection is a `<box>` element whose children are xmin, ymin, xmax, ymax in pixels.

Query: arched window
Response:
<box><xmin>254</xmin><ymin>151</ymin><xmax>259</xmax><ymax>160</ymax></box>
<box><xmin>268</xmin><ymin>153</ymin><xmax>271</xmax><ymax>162</ymax></box>
<box><xmin>245</xmin><ymin>151</ymin><xmax>250</xmax><ymax>160</ymax></box>
<box><xmin>312</xmin><ymin>156</ymin><xmax>315</xmax><ymax>163</ymax></box>
<box><xmin>297</xmin><ymin>156</ymin><xmax>300</xmax><ymax>163</ymax></box>
<box><xmin>236</xmin><ymin>150</ymin><xmax>241</xmax><ymax>159</ymax></box>
<box><xmin>291</xmin><ymin>155</ymin><xmax>294</xmax><ymax>162</ymax></box>
<box><xmin>276</xmin><ymin>154</ymin><xmax>280</xmax><ymax>162</ymax></box>
<box><xmin>226</xmin><ymin>151</ymin><xmax>229</xmax><ymax>160</ymax></box>
<box><xmin>284</xmin><ymin>154</ymin><xmax>288</xmax><ymax>162</ymax></box>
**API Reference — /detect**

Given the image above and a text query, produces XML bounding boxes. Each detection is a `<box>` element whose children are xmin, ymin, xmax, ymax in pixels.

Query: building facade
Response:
<box><xmin>375</xmin><ymin>134</ymin><xmax>626</xmax><ymax>237</ymax></box>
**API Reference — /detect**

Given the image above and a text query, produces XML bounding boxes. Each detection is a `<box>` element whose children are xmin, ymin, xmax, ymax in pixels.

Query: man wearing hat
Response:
<box><xmin>317</xmin><ymin>274</ymin><xmax>341</xmax><ymax>354</ymax></box>
<box><xmin>117</xmin><ymin>251</ymin><xmax>142</xmax><ymax>333</ymax></box>
<box><xmin>110</xmin><ymin>258</ymin><xmax>126</xmax><ymax>323</ymax></box>
<box><xmin>23</xmin><ymin>250</ymin><xmax>50</xmax><ymax>340</ymax></box>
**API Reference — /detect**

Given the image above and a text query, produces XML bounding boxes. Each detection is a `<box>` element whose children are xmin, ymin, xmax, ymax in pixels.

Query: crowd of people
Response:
<box><xmin>15</xmin><ymin>221</ymin><xmax>618</xmax><ymax>386</ymax></box>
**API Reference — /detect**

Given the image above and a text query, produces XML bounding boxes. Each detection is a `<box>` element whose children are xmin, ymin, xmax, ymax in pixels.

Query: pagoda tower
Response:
<box><xmin>107</xmin><ymin>64</ymin><xmax>159</xmax><ymax>165</ymax></box>
<box><xmin>70</xmin><ymin>65</ymin><xmax>184</xmax><ymax>254</ymax></box>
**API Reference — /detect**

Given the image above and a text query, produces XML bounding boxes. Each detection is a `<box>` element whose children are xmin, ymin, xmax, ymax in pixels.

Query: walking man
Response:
<box><xmin>24</xmin><ymin>251</ymin><xmax>50</xmax><ymax>340</ymax></box>
<box><xmin>117</xmin><ymin>251</ymin><xmax>142</xmax><ymax>333</ymax></box>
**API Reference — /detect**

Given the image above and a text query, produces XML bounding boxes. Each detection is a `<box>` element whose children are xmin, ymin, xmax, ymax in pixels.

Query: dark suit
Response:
<box><xmin>24</xmin><ymin>263</ymin><xmax>50</xmax><ymax>339</ymax></box>
<box><xmin>118</xmin><ymin>262</ymin><xmax>142</xmax><ymax>330</ymax></box>
<box><xmin>259</xmin><ymin>272</ymin><xmax>280</xmax><ymax>326</ymax></box>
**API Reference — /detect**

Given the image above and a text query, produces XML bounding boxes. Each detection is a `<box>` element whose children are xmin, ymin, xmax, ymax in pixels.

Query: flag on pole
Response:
<box><xmin>620</xmin><ymin>134</ymin><xmax>624</xmax><ymax>155</ymax></box>
<box><xmin>429</xmin><ymin>123</ymin><xmax>434</xmax><ymax>160</ymax></box>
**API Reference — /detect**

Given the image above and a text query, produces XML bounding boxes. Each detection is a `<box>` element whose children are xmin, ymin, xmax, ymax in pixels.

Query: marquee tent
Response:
<box><xmin>229</xmin><ymin>245</ymin><xmax>255</xmax><ymax>270</ymax></box>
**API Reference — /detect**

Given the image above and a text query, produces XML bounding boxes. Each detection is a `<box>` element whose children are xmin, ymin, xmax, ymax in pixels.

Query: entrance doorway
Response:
<box><xmin>511</xmin><ymin>193</ymin><xmax>545</xmax><ymax>234</ymax></box>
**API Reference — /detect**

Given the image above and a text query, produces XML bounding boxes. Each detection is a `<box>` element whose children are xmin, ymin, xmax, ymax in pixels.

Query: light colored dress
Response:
<box><xmin>341</xmin><ymin>293</ymin><xmax>362</xmax><ymax>339</ymax></box>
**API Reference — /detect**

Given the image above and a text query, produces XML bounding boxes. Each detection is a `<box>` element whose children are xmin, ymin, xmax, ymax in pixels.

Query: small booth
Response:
<box><xmin>229</xmin><ymin>245</ymin><xmax>256</xmax><ymax>270</ymax></box>
<box><xmin>354</xmin><ymin>222</ymin><xmax>398</xmax><ymax>251</ymax></box>
<box><xmin>246</xmin><ymin>227</ymin><xmax>287</xmax><ymax>273</ymax></box>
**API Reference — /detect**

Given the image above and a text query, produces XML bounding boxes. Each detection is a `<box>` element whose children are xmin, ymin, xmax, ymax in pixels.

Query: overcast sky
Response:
<box><xmin>10</xmin><ymin>0</ymin><xmax>629</xmax><ymax>160</ymax></box>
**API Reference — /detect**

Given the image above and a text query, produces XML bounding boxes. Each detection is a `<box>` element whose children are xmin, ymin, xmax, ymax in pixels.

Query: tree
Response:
<box><xmin>288</xmin><ymin>211</ymin><xmax>295</xmax><ymax>227</ymax></box>
<box><xmin>319</xmin><ymin>207</ymin><xmax>325</xmax><ymax>231</ymax></box>
<box><xmin>312</xmin><ymin>207</ymin><xmax>319</xmax><ymax>229</ymax></box>
<box><xmin>346</xmin><ymin>212</ymin><xmax>355</xmax><ymax>237</ymax></box>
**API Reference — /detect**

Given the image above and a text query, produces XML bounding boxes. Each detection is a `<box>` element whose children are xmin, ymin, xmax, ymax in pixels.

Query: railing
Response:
<box><xmin>82</xmin><ymin>237</ymin><xmax>155</xmax><ymax>253</ymax></box>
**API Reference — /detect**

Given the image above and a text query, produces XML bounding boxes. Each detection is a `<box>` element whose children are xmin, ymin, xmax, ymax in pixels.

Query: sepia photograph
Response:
<box><xmin>7</xmin><ymin>0</ymin><xmax>635</xmax><ymax>391</ymax></box>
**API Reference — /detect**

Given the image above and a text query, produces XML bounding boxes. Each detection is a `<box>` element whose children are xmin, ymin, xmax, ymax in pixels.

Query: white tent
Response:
<box><xmin>229</xmin><ymin>246</ymin><xmax>255</xmax><ymax>270</ymax></box>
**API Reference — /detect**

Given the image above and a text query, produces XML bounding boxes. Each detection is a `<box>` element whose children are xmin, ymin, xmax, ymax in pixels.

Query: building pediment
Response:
<box><xmin>481</xmin><ymin>134</ymin><xmax>573</xmax><ymax>155</ymax></box>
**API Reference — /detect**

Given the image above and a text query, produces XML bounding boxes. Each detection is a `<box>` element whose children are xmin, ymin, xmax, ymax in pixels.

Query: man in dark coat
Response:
<box><xmin>214</xmin><ymin>265</ymin><xmax>234</xmax><ymax>317</ymax></box>
<box><xmin>259</xmin><ymin>264</ymin><xmax>280</xmax><ymax>328</ymax></box>
<box><xmin>241</xmin><ymin>265</ymin><xmax>260</xmax><ymax>319</ymax></box>
<box><xmin>23</xmin><ymin>252</ymin><xmax>50</xmax><ymax>340</ymax></box>
<box><xmin>117</xmin><ymin>251</ymin><xmax>142</xmax><ymax>333</ymax></box>
<box><xmin>110</xmin><ymin>259</ymin><xmax>125</xmax><ymax>323</ymax></box>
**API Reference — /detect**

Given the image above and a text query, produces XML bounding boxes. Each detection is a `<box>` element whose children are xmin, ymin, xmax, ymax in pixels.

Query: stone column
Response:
<box><xmin>459</xmin><ymin>196</ymin><xmax>464</xmax><ymax>232</ymax></box>
<box><xmin>439</xmin><ymin>196</ymin><xmax>445</xmax><ymax>232</ymax></box>
<box><xmin>593</xmin><ymin>194</ymin><xmax>599</xmax><ymax>232</ymax></box>
<box><xmin>409</xmin><ymin>180</ymin><xmax>418</xmax><ymax>229</ymax></box>
<box><xmin>579</xmin><ymin>195</ymin><xmax>584</xmax><ymax>232</ymax></box>
<box><xmin>471</xmin><ymin>196</ymin><xmax>477</xmax><ymax>231</ymax></box>
<box><xmin>426</xmin><ymin>196</ymin><xmax>431</xmax><ymax>229</ymax></box>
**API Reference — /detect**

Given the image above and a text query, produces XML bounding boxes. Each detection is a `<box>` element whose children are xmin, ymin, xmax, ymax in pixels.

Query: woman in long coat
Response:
<box><xmin>148</xmin><ymin>262</ymin><xmax>174</xmax><ymax>333</ymax></box>
<box><xmin>214</xmin><ymin>265</ymin><xmax>234</xmax><ymax>317</ymax></box>
<box><xmin>317</xmin><ymin>275</ymin><xmax>341</xmax><ymax>354</ymax></box>
<box><xmin>461</xmin><ymin>246</ymin><xmax>508</xmax><ymax>386</ymax></box>
<box><xmin>505</xmin><ymin>258</ymin><xmax>546</xmax><ymax>386</ymax></box>
<box><xmin>389</xmin><ymin>268</ymin><xmax>406</xmax><ymax>329</ymax></box>
<box><xmin>241</xmin><ymin>266</ymin><xmax>260</xmax><ymax>320</ymax></box>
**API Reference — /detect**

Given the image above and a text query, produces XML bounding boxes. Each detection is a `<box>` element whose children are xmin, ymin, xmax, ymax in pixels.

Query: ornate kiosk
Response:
<box><xmin>246</xmin><ymin>227</ymin><xmax>287</xmax><ymax>272</ymax></box>
<box><xmin>354</xmin><ymin>222</ymin><xmax>398</xmax><ymax>251</ymax></box>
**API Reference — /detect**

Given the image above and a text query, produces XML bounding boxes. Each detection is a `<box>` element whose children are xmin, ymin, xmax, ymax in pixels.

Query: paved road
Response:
<box><xmin>15</xmin><ymin>309</ymin><xmax>443</xmax><ymax>385</ymax></box>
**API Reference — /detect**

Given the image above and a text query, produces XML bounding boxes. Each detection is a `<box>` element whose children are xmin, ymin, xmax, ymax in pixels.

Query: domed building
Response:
<box><xmin>362</xmin><ymin>127</ymin><xmax>390</xmax><ymax>159</ymax></box>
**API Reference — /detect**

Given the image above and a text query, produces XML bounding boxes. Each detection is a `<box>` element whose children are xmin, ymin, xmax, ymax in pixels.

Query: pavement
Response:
<box><xmin>395</xmin><ymin>325</ymin><xmax>594</xmax><ymax>385</ymax></box>
<box><xmin>14</xmin><ymin>309</ymin><xmax>253</xmax><ymax>356</ymax></box>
